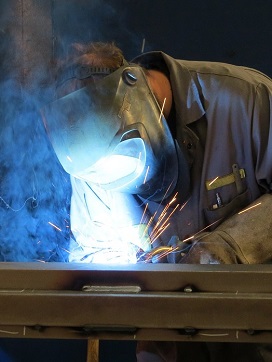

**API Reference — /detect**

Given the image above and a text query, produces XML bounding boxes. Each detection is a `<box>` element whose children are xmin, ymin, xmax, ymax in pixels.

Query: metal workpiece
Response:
<box><xmin>0</xmin><ymin>263</ymin><xmax>272</xmax><ymax>342</ymax></box>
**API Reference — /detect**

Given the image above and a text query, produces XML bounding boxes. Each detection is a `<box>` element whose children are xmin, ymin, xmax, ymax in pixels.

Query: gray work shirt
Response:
<box><xmin>69</xmin><ymin>52</ymin><xmax>272</xmax><ymax>264</ymax></box>
<box><xmin>133</xmin><ymin>51</ymin><xmax>272</xmax><ymax>263</ymax></box>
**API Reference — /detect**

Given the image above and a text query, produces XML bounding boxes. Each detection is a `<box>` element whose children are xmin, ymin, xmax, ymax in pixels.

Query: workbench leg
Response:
<box><xmin>87</xmin><ymin>339</ymin><xmax>99</xmax><ymax>362</ymax></box>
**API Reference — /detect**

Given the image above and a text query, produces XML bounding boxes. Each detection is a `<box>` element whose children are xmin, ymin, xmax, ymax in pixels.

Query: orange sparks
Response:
<box><xmin>48</xmin><ymin>221</ymin><xmax>62</xmax><ymax>232</ymax></box>
<box><xmin>181</xmin><ymin>235</ymin><xmax>195</xmax><ymax>243</ymax></box>
<box><xmin>143</xmin><ymin>166</ymin><xmax>150</xmax><ymax>184</ymax></box>
<box><xmin>158</xmin><ymin>182</ymin><xmax>175</xmax><ymax>207</ymax></box>
<box><xmin>141</xmin><ymin>38</ymin><xmax>146</xmax><ymax>53</ymax></box>
<box><xmin>151</xmin><ymin>223</ymin><xmax>171</xmax><ymax>243</ymax></box>
<box><xmin>159</xmin><ymin>98</ymin><xmax>166</xmax><ymax>123</ymax></box>
<box><xmin>150</xmin><ymin>204</ymin><xmax>180</xmax><ymax>243</ymax></box>
<box><xmin>143</xmin><ymin>211</ymin><xmax>157</xmax><ymax>237</ymax></box>
<box><xmin>139</xmin><ymin>189</ymin><xmax>182</xmax><ymax>245</ymax></box>
<box><xmin>209</xmin><ymin>176</ymin><xmax>219</xmax><ymax>186</ymax></box>
<box><xmin>169</xmin><ymin>192</ymin><xmax>178</xmax><ymax>205</ymax></box>
<box><xmin>238</xmin><ymin>202</ymin><xmax>262</xmax><ymax>214</ymax></box>
<box><xmin>140</xmin><ymin>202</ymin><xmax>149</xmax><ymax>225</ymax></box>
<box><xmin>61</xmin><ymin>247</ymin><xmax>71</xmax><ymax>254</ymax></box>
<box><xmin>179</xmin><ymin>198</ymin><xmax>190</xmax><ymax>211</ymax></box>
<box><xmin>184</xmin><ymin>219</ymin><xmax>223</xmax><ymax>242</ymax></box>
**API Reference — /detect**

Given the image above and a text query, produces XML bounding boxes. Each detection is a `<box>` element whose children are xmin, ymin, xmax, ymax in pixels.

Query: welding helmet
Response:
<box><xmin>41</xmin><ymin>64</ymin><xmax>180</xmax><ymax>202</ymax></box>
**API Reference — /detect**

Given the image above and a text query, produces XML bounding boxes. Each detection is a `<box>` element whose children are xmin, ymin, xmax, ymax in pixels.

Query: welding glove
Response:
<box><xmin>175</xmin><ymin>194</ymin><xmax>272</xmax><ymax>265</ymax></box>
<box><xmin>177</xmin><ymin>234</ymin><xmax>240</xmax><ymax>264</ymax></box>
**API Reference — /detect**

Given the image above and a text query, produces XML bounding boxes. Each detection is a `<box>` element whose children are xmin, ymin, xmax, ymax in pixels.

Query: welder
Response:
<box><xmin>42</xmin><ymin>42</ymin><xmax>272</xmax><ymax>361</ymax></box>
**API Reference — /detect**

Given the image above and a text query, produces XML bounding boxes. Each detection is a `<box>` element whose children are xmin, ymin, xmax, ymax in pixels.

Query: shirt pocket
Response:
<box><xmin>203</xmin><ymin>188</ymin><xmax>251</xmax><ymax>230</ymax></box>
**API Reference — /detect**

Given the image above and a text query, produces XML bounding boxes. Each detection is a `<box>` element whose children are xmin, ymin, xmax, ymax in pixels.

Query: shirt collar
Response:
<box><xmin>131</xmin><ymin>51</ymin><xmax>205</xmax><ymax>125</ymax></box>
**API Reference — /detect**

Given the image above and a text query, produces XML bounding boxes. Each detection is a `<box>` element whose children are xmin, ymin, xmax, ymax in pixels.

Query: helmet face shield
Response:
<box><xmin>78</xmin><ymin>137</ymin><xmax>147</xmax><ymax>189</ymax></box>
<box><xmin>41</xmin><ymin>65</ymin><xmax>179</xmax><ymax>200</ymax></box>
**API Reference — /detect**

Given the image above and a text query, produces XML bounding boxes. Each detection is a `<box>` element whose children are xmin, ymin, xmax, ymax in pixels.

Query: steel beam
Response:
<box><xmin>0</xmin><ymin>263</ymin><xmax>271</xmax><ymax>342</ymax></box>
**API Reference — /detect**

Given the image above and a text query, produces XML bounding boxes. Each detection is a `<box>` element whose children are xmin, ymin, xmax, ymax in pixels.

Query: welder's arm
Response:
<box><xmin>180</xmin><ymin>193</ymin><xmax>272</xmax><ymax>264</ymax></box>
<box><xmin>181</xmin><ymin>80</ymin><xmax>272</xmax><ymax>265</ymax></box>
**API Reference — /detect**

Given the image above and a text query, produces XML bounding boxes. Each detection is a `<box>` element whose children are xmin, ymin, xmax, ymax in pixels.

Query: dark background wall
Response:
<box><xmin>52</xmin><ymin>0</ymin><xmax>272</xmax><ymax>76</ymax></box>
<box><xmin>2</xmin><ymin>0</ymin><xmax>271</xmax><ymax>87</ymax></box>
<box><xmin>0</xmin><ymin>0</ymin><xmax>271</xmax><ymax>361</ymax></box>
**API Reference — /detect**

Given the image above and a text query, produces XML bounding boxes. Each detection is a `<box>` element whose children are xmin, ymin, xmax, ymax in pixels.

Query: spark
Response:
<box><xmin>238</xmin><ymin>202</ymin><xmax>262</xmax><ymax>214</ymax></box>
<box><xmin>142</xmin><ymin>217</ymin><xmax>224</xmax><ymax>262</ymax></box>
<box><xmin>155</xmin><ymin>181</ymin><xmax>176</xmax><ymax>209</ymax></box>
<box><xmin>179</xmin><ymin>198</ymin><xmax>190</xmax><ymax>211</ymax></box>
<box><xmin>161</xmin><ymin>203</ymin><xmax>179</xmax><ymax>226</ymax></box>
<box><xmin>67</xmin><ymin>156</ymin><xmax>73</xmax><ymax>162</ymax></box>
<box><xmin>142</xmin><ymin>211</ymin><xmax>157</xmax><ymax>238</ymax></box>
<box><xmin>141</xmin><ymin>38</ymin><xmax>146</xmax><ymax>53</ymax></box>
<box><xmin>69</xmin><ymin>180</ymin><xmax>223</xmax><ymax>264</ymax></box>
<box><xmin>209</xmin><ymin>176</ymin><xmax>219</xmax><ymax>186</ymax></box>
<box><xmin>159</xmin><ymin>98</ymin><xmax>166</xmax><ymax>123</ymax></box>
<box><xmin>140</xmin><ymin>189</ymin><xmax>181</xmax><ymax>248</ymax></box>
<box><xmin>169</xmin><ymin>192</ymin><xmax>178</xmax><ymax>205</ymax></box>
<box><xmin>181</xmin><ymin>218</ymin><xmax>223</xmax><ymax>243</ymax></box>
<box><xmin>61</xmin><ymin>247</ymin><xmax>71</xmax><ymax>254</ymax></box>
<box><xmin>143</xmin><ymin>166</ymin><xmax>150</xmax><ymax>184</ymax></box>
<box><xmin>151</xmin><ymin>222</ymin><xmax>171</xmax><ymax>243</ymax></box>
<box><xmin>139</xmin><ymin>202</ymin><xmax>149</xmax><ymax>225</ymax></box>
<box><xmin>181</xmin><ymin>235</ymin><xmax>195</xmax><ymax>243</ymax></box>
<box><xmin>157</xmin><ymin>203</ymin><xmax>170</xmax><ymax>221</ymax></box>
<box><xmin>150</xmin><ymin>203</ymin><xmax>180</xmax><ymax>243</ymax></box>
<box><xmin>48</xmin><ymin>221</ymin><xmax>62</xmax><ymax>232</ymax></box>
<box><xmin>156</xmin><ymin>193</ymin><xmax>179</xmax><ymax>223</ymax></box>
<box><xmin>146</xmin><ymin>221</ymin><xmax>216</xmax><ymax>260</ymax></box>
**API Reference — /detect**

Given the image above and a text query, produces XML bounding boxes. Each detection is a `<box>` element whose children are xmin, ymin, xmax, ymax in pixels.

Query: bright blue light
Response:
<box><xmin>69</xmin><ymin>224</ymin><xmax>149</xmax><ymax>264</ymax></box>
<box><xmin>68</xmin><ymin>185</ymin><xmax>151</xmax><ymax>264</ymax></box>
<box><xmin>76</xmin><ymin>138</ymin><xmax>146</xmax><ymax>190</ymax></box>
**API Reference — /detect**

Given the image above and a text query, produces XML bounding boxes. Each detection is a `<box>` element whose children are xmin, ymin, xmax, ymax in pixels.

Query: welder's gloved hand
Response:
<box><xmin>168</xmin><ymin>232</ymin><xmax>240</xmax><ymax>264</ymax></box>
<box><xmin>169</xmin><ymin>195</ymin><xmax>272</xmax><ymax>265</ymax></box>
<box><xmin>178</xmin><ymin>232</ymin><xmax>241</xmax><ymax>264</ymax></box>
<box><xmin>166</xmin><ymin>235</ymin><xmax>192</xmax><ymax>263</ymax></box>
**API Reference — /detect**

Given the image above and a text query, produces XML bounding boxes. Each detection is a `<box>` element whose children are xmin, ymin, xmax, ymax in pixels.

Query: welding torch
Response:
<box><xmin>137</xmin><ymin>236</ymin><xmax>193</xmax><ymax>263</ymax></box>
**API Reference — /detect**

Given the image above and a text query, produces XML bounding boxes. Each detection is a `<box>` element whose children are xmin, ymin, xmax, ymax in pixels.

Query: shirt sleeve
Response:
<box><xmin>180</xmin><ymin>75</ymin><xmax>272</xmax><ymax>265</ymax></box>
<box><xmin>251</xmin><ymin>82</ymin><xmax>272</xmax><ymax>191</ymax></box>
